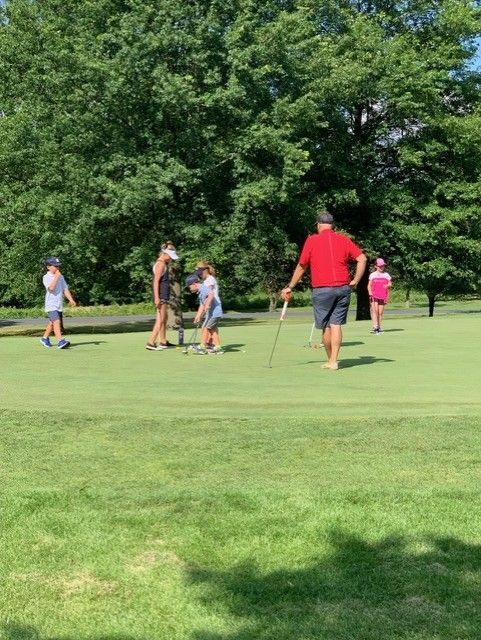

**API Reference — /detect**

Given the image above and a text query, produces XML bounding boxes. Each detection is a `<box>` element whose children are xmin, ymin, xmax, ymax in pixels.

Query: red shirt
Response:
<box><xmin>298</xmin><ymin>229</ymin><xmax>363</xmax><ymax>287</ymax></box>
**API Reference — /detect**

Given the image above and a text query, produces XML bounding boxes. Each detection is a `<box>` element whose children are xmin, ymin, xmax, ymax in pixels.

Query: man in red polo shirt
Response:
<box><xmin>282</xmin><ymin>212</ymin><xmax>367</xmax><ymax>370</ymax></box>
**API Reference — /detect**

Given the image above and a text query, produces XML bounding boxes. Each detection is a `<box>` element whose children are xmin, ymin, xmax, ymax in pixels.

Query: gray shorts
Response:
<box><xmin>204</xmin><ymin>316</ymin><xmax>220</xmax><ymax>330</ymax></box>
<box><xmin>312</xmin><ymin>285</ymin><xmax>351</xmax><ymax>329</ymax></box>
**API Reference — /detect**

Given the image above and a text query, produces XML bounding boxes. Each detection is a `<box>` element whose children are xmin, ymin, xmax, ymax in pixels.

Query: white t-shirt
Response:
<box><xmin>203</xmin><ymin>274</ymin><xmax>221</xmax><ymax>303</ymax></box>
<box><xmin>43</xmin><ymin>272</ymin><xmax>68</xmax><ymax>311</ymax></box>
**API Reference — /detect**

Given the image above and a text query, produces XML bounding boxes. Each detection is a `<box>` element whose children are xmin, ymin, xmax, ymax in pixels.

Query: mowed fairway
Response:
<box><xmin>1</xmin><ymin>315</ymin><xmax>481</xmax><ymax>639</ymax></box>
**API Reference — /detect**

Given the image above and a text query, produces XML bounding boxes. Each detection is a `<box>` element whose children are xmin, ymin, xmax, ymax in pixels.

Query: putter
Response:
<box><xmin>305</xmin><ymin>321</ymin><xmax>323</xmax><ymax>349</ymax></box>
<box><xmin>182</xmin><ymin>323</ymin><xmax>199</xmax><ymax>354</ymax></box>
<box><xmin>307</xmin><ymin>322</ymin><xmax>315</xmax><ymax>347</ymax></box>
<box><xmin>265</xmin><ymin>295</ymin><xmax>290</xmax><ymax>368</ymax></box>
<box><xmin>182</xmin><ymin>317</ymin><xmax>208</xmax><ymax>354</ymax></box>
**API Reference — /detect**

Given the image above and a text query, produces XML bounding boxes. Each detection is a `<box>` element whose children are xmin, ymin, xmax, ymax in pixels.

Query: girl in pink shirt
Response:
<box><xmin>368</xmin><ymin>258</ymin><xmax>392</xmax><ymax>334</ymax></box>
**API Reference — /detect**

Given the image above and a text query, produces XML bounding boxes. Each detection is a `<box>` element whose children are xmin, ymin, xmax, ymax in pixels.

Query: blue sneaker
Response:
<box><xmin>40</xmin><ymin>337</ymin><xmax>52</xmax><ymax>348</ymax></box>
<box><xmin>57</xmin><ymin>338</ymin><xmax>70</xmax><ymax>349</ymax></box>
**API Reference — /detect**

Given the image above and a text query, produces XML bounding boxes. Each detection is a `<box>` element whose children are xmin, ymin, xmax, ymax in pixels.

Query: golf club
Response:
<box><xmin>182</xmin><ymin>317</ymin><xmax>210</xmax><ymax>354</ymax></box>
<box><xmin>305</xmin><ymin>321</ymin><xmax>323</xmax><ymax>349</ymax></box>
<box><xmin>307</xmin><ymin>321</ymin><xmax>315</xmax><ymax>347</ymax></box>
<box><xmin>182</xmin><ymin>322</ymin><xmax>200</xmax><ymax>354</ymax></box>
<box><xmin>265</xmin><ymin>295</ymin><xmax>290</xmax><ymax>368</ymax></box>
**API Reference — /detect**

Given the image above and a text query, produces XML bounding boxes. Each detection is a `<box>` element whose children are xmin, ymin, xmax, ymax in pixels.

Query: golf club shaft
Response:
<box><xmin>183</xmin><ymin>316</ymin><xmax>209</xmax><ymax>352</ymax></box>
<box><xmin>184</xmin><ymin>324</ymin><xmax>199</xmax><ymax>351</ymax></box>
<box><xmin>308</xmin><ymin>321</ymin><xmax>315</xmax><ymax>346</ymax></box>
<box><xmin>266</xmin><ymin>298</ymin><xmax>289</xmax><ymax>368</ymax></box>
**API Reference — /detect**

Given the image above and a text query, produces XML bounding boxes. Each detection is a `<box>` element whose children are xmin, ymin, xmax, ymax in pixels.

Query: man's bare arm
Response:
<box><xmin>281</xmin><ymin>264</ymin><xmax>307</xmax><ymax>300</ymax></box>
<box><xmin>349</xmin><ymin>254</ymin><xmax>367</xmax><ymax>288</ymax></box>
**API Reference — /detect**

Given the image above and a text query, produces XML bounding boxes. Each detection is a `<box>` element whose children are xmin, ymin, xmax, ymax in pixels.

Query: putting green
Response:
<box><xmin>1</xmin><ymin>314</ymin><xmax>479</xmax><ymax>417</ymax></box>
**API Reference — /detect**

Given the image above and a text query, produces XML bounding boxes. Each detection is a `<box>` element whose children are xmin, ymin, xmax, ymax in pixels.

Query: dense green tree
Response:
<box><xmin>0</xmin><ymin>0</ymin><xmax>241</xmax><ymax>303</ymax></box>
<box><xmin>375</xmin><ymin>105</ymin><xmax>481</xmax><ymax>315</ymax></box>
<box><xmin>0</xmin><ymin>0</ymin><xmax>480</xmax><ymax>311</ymax></box>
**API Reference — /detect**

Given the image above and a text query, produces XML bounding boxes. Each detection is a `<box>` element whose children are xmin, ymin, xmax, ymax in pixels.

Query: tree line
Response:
<box><xmin>0</xmin><ymin>0</ymin><xmax>480</xmax><ymax>316</ymax></box>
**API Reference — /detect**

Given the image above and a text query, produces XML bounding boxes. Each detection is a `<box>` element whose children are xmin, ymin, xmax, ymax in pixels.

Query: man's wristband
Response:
<box><xmin>286</xmin><ymin>284</ymin><xmax>295</xmax><ymax>290</ymax></box>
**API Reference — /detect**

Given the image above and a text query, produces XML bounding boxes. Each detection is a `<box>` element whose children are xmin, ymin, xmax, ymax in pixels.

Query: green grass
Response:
<box><xmin>2</xmin><ymin>314</ymin><xmax>481</xmax><ymax>417</ymax></box>
<box><xmin>0</xmin><ymin>292</ymin><xmax>480</xmax><ymax>320</ymax></box>
<box><xmin>1</xmin><ymin>315</ymin><xmax>481</xmax><ymax>639</ymax></box>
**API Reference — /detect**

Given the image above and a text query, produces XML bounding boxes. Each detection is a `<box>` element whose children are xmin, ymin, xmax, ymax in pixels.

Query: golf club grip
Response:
<box><xmin>280</xmin><ymin>299</ymin><xmax>289</xmax><ymax>321</ymax></box>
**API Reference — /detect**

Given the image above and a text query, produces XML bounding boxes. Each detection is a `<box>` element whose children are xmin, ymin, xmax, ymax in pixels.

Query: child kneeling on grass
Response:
<box><xmin>41</xmin><ymin>257</ymin><xmax>77</xmax><ymax>349</ymax></box>
<box><xmin>185</xmin><ymin>269</ymin><xmax>224</xmax><ymax>355</ymax></box>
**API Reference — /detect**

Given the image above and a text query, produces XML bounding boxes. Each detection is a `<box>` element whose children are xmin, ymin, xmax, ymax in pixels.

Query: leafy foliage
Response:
<box><xmin>0</xmin><ymin>0</ymin><xmax>480</xmax><ymax>310</ymax></box>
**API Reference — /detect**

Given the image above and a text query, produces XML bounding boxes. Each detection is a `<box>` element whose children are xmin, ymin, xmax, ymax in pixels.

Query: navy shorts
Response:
<box><xmin>312</xmin><ymin>285</ymin><xmax>351</xmax><ymax>329</ymax></box>
<box><xmin>47</xmin><ymin>310</ymin><xmax>63</xmax><ymax>322</ymax></box>
<box><xmin>151</xmin><ymin>293</ymin><xmax>169</xmax><ymax>306</ymax></box>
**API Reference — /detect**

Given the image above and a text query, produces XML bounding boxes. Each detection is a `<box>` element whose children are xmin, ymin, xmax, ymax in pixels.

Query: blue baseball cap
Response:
<box><xmin>45</xmin><ymin>256</ymin><xmax>61</xmax><ymax>266</ymax></box>
<box><xmin>185</xmin><ymin>273</ymin><xmax>201</xmax><ymax>287</ymax></box>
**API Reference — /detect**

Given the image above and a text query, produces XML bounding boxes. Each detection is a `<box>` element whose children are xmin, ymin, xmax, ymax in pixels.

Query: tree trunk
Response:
<box><xmin>167</xmin><ymin>262</ymin><xmax>183</xmax><ymax>329</ymax></box>
<box><xmin>405</xmin><ymin>286</ymin><xmax>411</xmax><ymax>308</ymax></box>
<box><xmin>355</xmin><ymin>266</ymin><xmax>371</xmax><ymax>320</ymax></box>
<box><xmin>428</xmin><ymin>294</ymin><xmax>435</xmax><ymax>317</ymax></box>
<box><xmin>268</xmin><ymin>294</ymin><xmax>278</xmax><ymax>312</ymax></box>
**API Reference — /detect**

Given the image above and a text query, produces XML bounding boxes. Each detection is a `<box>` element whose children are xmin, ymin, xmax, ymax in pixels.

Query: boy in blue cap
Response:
<box><xmin>40</xmin><ymin>257</ymin><xmax>77</xmax><ymax>348</ymax></box>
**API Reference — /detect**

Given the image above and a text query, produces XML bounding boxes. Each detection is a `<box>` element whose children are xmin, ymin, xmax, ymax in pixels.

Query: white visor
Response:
<box><xmin>163</xmin><ymin>248</ymin><xmax>179</xmax><ymax>260</ymax></box>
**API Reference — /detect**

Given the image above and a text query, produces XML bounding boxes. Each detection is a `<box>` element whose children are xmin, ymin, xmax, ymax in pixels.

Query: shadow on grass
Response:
<box><xmin>189</xmin><ymin>530</ymin><xmax>481</xmax><ymax>640</ymax></box>
<box><xmin>222</xmin><ymin>343</ymin><xmax>246</xmax><ymax>353</ymax></box>
<box><xmin>1</xmin><ymin>624</ymin><xmax>138</xmax><ymax>640</ymax></box>
<box><xmin>178</xmin><ymin>343</ymin><xmax>246</xmax><ymax>354</ymax></box>
<box><xmin>338</xmin><ymin>356</ymin><xmax>395</xmax><ymax>369</ymax></box>
<box><xmin>67</xmin><ymin>341</ymin><xmax>108</xmax><ymax>348</ymax></box>
<box><xmin>300</xmin><ymin>356</ymin><xmax>394</xmax><ymax>368</ymax></box>
<box><xmin>68</xmin><ymin>321</ymin><xmax>154</xmax><ymax>335</ymax></box>
<box><xmin>0</xmin><ymin>317</ymin><xmax>264</xmax><ymax>338</ymax></box>
<box><xmin>302</xmin><ymin>341</ymin><xmax>364</xmax><ymax>352</ymax></box>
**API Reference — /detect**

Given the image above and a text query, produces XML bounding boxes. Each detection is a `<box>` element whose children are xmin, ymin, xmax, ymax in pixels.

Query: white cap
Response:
<box><xmin>162</xmin><ymin>248</ymin><xmax>179</xmax><ymax>260</ymax></box>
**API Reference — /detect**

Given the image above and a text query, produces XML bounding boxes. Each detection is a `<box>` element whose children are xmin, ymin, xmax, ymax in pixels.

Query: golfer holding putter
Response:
<box><xmin>282</xmin><ymin>212</ymin><xmax>367</xmax><ymax>370</ymax></box>
<box><xmin>185</xmin><ymin>267</ymin><xmax>224</xmax><ymax>354</ymax></box>
<box><xmin>40</xmin><ymin>257</ymin><xmax>77</xmax><ymax>349</ymax></box>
